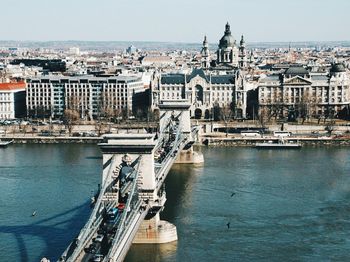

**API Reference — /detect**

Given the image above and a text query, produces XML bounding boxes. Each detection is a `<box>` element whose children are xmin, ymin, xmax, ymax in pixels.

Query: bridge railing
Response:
<box><xmin>155</xmin><ymin>113</ymin><xmax>189</xmax><ymax>189</ymax></box>
<box><xmin>105</xmin><ymin>156</ymin><xmax>147</xmax><ymax>261</ymax></box>
<box><xmin>61</xmin><ymin>155</ymin><xmax>119</xmax><ymax>261</ymax></box>
<box><xmin>156</xmin><ymin>111</ymin><xmax>184</xmax><ymax>151</ymax></box>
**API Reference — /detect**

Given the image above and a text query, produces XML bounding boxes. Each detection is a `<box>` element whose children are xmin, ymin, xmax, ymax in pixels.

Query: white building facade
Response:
<box><xmin>0</xmin><ymin>82</ymin><xmax>26</xmax><ymax>119</ymax></box>
<box><xmin>26</xmin><ymin>76</ymin><xmax>144</xmax><ymax>119</ymax></box>
<box><xmin>257</xmin><ymin>64</ymin><xmax>350</xmax><ymax>119</ymax></box>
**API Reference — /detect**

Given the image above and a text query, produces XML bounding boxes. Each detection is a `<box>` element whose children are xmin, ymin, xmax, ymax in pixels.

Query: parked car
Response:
<box><xmin>82</xmin><ymin>131</ymin><xmax>97</xmax><ymax>137</ymax></box>
<box><xmin>72</xmin><ymin>132</ymin><xmax>82</xmax><ymax>137</ymax></box>
<box><xmin>39</xmin><ymin>130</ymin><xmax>52</xmax><ymax>137</ymax></box>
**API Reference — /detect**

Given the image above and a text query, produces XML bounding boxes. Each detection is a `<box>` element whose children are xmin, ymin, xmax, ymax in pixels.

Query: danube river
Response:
<box><xmin>1</xmin><ymin>144</ymin><xmax>350</xmax><ymax>261</ymax></box>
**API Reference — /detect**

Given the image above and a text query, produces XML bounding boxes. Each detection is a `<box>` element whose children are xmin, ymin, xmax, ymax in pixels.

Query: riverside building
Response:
<box><xmin>0</xmin><ymin>81</ymin><xmax>26</xmax><ymax>119</ymax></box>
<box><xmin>151</xmin><ymin>68</ymin><xmax>247</xmax><ymax>119</ymax></box>
<box><xmin>257</xmin><ymin>64</ymin><xmax>350</xmax><ymax>119</ymax></box>
<box><xmin>26</xmin><ymin>76</ymin><xmax>144</xmax><ymax>119</ymax></box>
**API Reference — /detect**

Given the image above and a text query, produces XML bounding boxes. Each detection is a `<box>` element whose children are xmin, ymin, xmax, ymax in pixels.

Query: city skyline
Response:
<box><xmin>1</xmin><ymin>0</ymin><xmax>350</xmax><ymax>43</ymax></box>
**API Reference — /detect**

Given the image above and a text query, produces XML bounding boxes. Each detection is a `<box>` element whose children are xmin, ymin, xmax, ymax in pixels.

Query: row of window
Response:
<box><xmin>261</xmin><ymin>86</ymin><xmax>348</xmax><ymax>92</ymax></box>
<box><xmin>0</xmin><ymin>103</ymin><xmax>12</xmax><ymax>111</ymax></box>
<box><xmin>0</xmin><ymin>93</ymin><xmax>12</xmax><ymax>101</ymax></box>
<box><xmin>161</xmin><ymin>86</ymin><xmax>233</xmax><ymax>91</ymax></box>
<box><xmin>29</xmin><ymin>84</ymin><xmax>128</xmax><ymax>89</ymax></box>
<box><xmin>0</xmin><ymin>113</ymin><xmax>12</xmax><ymax>119</ymax></box>
<box><xmin>261</xmin><ymin>97</ymin><xmax>345</xmax><ymax>103</ymax></box>
<box><xmin>261</xmin><ymin>106</ymin><xmax>344</xmax><ymax>116</ymax></box>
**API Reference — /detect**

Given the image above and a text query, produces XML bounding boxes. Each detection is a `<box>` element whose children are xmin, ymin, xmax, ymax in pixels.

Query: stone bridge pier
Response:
<box><xmin>99</xmin><ymin>134</ymin><xmax>178</xmax><ymax>244</ymax></box>
<box><xmin>159</xmin><ymin>100</ymin><xmax>204</xmax><ymax>164</ymax></box>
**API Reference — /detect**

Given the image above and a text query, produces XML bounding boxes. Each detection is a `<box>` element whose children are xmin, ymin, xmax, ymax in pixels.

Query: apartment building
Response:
<box><xmin>26</xmin><ymin>76</ymin><xmax>144</xmax><ymax>119</ymax></box>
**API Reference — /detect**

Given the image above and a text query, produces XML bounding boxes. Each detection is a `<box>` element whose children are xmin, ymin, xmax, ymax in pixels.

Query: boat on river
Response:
<box><xmin>0</xmin><ymin>140</ymin><xmax>14</xmax><ymax>147</ymax></box>
<box><xmin>255</xmin><ymin>138</ymin><xmax>301</xmax><ymax>149</ymax></box>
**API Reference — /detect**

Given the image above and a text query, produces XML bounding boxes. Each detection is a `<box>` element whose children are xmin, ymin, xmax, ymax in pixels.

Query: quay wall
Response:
<box><xmin>2</xmin><ymin>135</ymin><xmax>350</xmax><ymax>146</ymax></box>
<box><xmin>203</xmin><ymin>137</ymin><xmax>350</xmax><ymax>147</ymax></box>
<box><xmin>4</xmin><ymin>136</ymin><xmax>102</xmax><ymax>144</ymax></box>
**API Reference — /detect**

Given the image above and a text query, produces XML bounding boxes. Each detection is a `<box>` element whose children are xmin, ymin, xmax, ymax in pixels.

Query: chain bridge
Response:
<box><xmin>58</xmin><ymin>100</ymin><xmax>203</xmax><ymax>262</ymax></box>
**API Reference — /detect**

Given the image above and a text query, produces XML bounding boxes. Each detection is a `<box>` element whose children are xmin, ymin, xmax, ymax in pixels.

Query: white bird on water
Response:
<box><xmin>32</xmin><ymin>211</ymin><xmax>37</xmax><ymax>216</ymax></box>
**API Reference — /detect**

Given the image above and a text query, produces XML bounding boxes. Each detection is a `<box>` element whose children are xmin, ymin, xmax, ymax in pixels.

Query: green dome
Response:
<box><xmin>219</xmin><ymin>23</ymin><xmax>235</xmax><ymax>48</ymax></box>
<box><xmin>330</xmin><ymin>63</ymin><xmax>346</xmax><ymax>73</ymax></box>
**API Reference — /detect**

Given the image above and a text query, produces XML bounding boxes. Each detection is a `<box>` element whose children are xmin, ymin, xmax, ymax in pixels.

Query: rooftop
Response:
<box><xmin>285</xmin><ymin>66</ymin><xmax>309</xmax><ymax>76</ymax></box>
<box><xmin>27</xmin><ymin>75</ymin><xmax>142</xmax><ymax>83</ymax></box>
<box><xmin>0</xmin><ymin>81</ymin><xmax>26</xmax><ymax>91</ymax></box>
<box><xmin>259</xmin><ymin>75</ymin><xmax>280</xmax><ymax>83</ymax></box>
<box><xmin>160</xmin><ymin>70</ymin><xmax>235</xmax><ymax>85</ymax></box>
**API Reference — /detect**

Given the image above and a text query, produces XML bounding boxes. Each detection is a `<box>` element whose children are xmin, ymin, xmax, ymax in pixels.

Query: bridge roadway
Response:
<box><xmin>103</xmin><ymin>122</ymin><xmax>194</xmax><ymax>261</ymax></box>
<box><xmin>60</xmin><ymin>110</ymin><xmax>197</xmax><ymax>262</ymax></box>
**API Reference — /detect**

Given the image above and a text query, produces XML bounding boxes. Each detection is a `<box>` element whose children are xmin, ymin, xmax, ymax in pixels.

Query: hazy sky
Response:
<box><xmin>1</xmin><ymin>0</ymin><xmax>349</xmax><ymax>43</ymax></box>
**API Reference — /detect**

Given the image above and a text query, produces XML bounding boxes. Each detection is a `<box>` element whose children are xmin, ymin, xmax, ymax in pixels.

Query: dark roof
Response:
<box><xmin>330</xmin><ymin>63</ymin><xmax>346</xmax><ymax>73</ymax></box>
<box><xmin>187</xmin><ymin>68</ymin><xmax>209</xmax><ymax>83</ymax></box>
<box><xmin>311</xmin><ymin>75</ymin><xmax>328</xmax><ymax>81</ymax></box>
<box><xmin>160</xmin><ymin>70</ymin><xmax>234</xmax><ymax>85</ymax></box>
<box><xmin>161</xmin><ymin>74</ymin><xmax>185</xmax><ymax>84</ymax></box>
<box><xmin>285</xmin><ymin>66</ymin><xmax>309</xmax><ymax>76</ymax></box>
<box><xmin>259</xmin><ymin>75</ymin><xmax>280</xmax><ymax>83</ymax></box>
<box><xmin>211</xmin><ymin>75</ymin><xmax>235</xmax><ymax>84</ymax></box>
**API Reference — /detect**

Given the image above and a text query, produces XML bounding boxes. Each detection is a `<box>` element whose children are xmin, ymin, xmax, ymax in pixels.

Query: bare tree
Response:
<box><xmin>264</xmin><ymin>90</ymin><xmax>286</xmax><ymax>122</ymax></box>
<box><xmin>94</xmin><ymin>120</ymin><xmax>106</xmax><ymax>136</ymax></box>
<box><xmin>212</xmin><ymin>103</ymin><xmax>223</xmax><ymax>121</ymax></box>
<box><xmin>66</xmin><ymin>95</ymin><xmax>80</xmax><ymax>111</ymax></box>
<box><xmin>258</xmin><ymin>106</ymin><xmax>269</xmax><ymax>128</ymax></box>
<box><xmin>297</xmin><ymin>92</ymin><xmax>315</xmax><ymax>124</ymax></box>
<box><xmin>152</xmin><ymin>109</ymin><xmax>160</xmax><ymax>122</ymax></box>
<box><xmin>63</xmin><ymin>109</ymin><xmax>79</xmax><ymax>136</ymax></box>
<box><xmin>222</xmin><ymin>105</ymin><xmax>232</xmax><ymax>121</ymax></box>
<box><xmin>113</xmin><ymin>109</ymin><xmax>122</xmax><ymax>123</ymax></box>
<box><xmin>135</xmin><ymin>109</ymin><xmax>144</xmax><ymax>121</ymax></box>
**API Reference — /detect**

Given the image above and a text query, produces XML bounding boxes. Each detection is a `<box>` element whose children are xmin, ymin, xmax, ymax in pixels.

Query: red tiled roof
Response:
<box><xmin>0</xmin><ymin>81</ymin><xmax>26</xmax><ymax>91</ymax></box>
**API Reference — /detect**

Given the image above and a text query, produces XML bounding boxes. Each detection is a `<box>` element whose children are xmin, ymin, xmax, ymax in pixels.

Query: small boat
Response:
<box><xmin>0</xmin><ymin>140</ymin><xmax>13</xmax><ymax>147</ymax></box>
<box><xmin>255</xmin><ymin>138</ymin><xmax>301</xmax><ymax>149</ymax></box>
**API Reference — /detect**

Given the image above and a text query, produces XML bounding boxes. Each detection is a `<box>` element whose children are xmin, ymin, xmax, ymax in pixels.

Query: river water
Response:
<box><xmin>1</xmin><ymin>145</ymin><xmax>350</xmax><ymax>261</ymax></box>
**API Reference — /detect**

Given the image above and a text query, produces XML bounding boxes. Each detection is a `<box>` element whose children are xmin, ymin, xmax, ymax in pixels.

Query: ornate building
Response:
<box><xmin>216</xmin><ymin>23</ymin><xmax>239</xmax><ymax>68</ymax></box>
<box><xmin>151</xmin><ymin>68</ymin><xmax>247</xmax><ymax>119</ymax></box>
<box><xmin>151</xmin><ymin>23</ymin><xmax>248</xmax><ymax>119</ymax></box>
<box><xmin>238</xmin><ymin>35</ymin><xmax>247</xmax><ymax>69</ymax></box>
<box><xmin>257</xmin><ymin>64</ymin><xmax>350</xmax><ymax>119</ymax></box>
<box><xmin>201</xmin><ymin>36</ymin><xmax>210</xmax><ymax>69</ymax></box>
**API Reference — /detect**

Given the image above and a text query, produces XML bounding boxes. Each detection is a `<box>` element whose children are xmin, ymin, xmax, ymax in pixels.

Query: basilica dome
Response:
<box><xmin>219</xmin><ymin>23</ymin><xmax>235</xmax><ymax>48</ymax></box>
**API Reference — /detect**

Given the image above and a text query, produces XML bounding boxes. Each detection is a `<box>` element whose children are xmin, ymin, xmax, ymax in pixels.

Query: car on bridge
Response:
<box><xmin>108</xmin><ymin>204</ymin><xmax>123</xmax><ymax>223</ymax></box>
<box><xmin>117</xmin><ymin>203</ymin><xmax>126</xmax><ymax>210</ymax></box>
<box><xmin>92</xmin><ymin>254</ymin><xmax>104</xmax><ymax>262</ymax></box>
<box><xmin>94</xmin><ymin>234</ymin><xmax>104</xmax><ymax>243</ymax></box>
<box><xmin>84</xmin><ymin>243</ymin><xmax>97</xmax><ymax>254</ymax></box>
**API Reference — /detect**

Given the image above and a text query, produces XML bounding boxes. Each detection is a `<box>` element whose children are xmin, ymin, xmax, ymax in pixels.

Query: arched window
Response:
<box><xmin>195</xmin><ymin>85</ymin><xmax>204</xmax><ymax>103</ymax></box>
